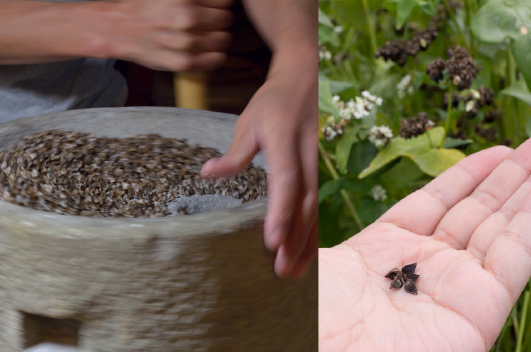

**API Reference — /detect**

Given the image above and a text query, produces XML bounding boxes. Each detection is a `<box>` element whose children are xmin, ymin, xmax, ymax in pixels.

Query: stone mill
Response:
<box><xmin>0</xmin><ymin>107</ymin><xmax>317</xmax><ymax>352</ymax></box>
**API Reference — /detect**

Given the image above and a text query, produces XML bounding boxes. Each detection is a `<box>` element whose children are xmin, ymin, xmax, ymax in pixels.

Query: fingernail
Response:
<box><xmin>266</xmin><ymin>228</ymin><xmax>283</xmax><ymax>251</ymax></box>
<box><xmin>274</xmin><ymin>250</ymin><xmax>291</xmax><ymax>279</ymax></box>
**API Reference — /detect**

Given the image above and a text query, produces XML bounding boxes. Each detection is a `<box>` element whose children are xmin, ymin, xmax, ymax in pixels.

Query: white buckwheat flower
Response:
<box><xmin>368</xmin><ymin>125</ymin><xmax>393</xmax><ymax>148</ymax></box>
<box><xmin>370</xmin><ymin>185</ymin><xmax>388</xmax><ymax>202</ymax></box>
<box><xmin>330</xmin><ymin>92</ymin><xmax>383</xmax><ymax>122</ymax></box>
<box><xmin>465</xmin><ymin>100</ymin><xmax>476</xmax><ymax>112</ymax></box>
<box><xmin>397</xmin><ymin>75</ymin><xmax>414</xmax><ymax>99</ymax></box>
<box><xmin>319</xmin><ymin>47</ymin><xmax>332</xmax><ymax>61</ymax></box>
<box><xmin>334</xmin><ymin>25</ymin><xmax>344</xmax><ymax>35</ymax></box>
<box><xmin>470</xmin><ymin>89</ymin><xmax>480</xmax><ymax>100</ymax></box>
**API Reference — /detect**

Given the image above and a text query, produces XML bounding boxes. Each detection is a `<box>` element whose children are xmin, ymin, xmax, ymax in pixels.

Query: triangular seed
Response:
<box><xmin>390</xmin><ymin>275</ymin><xmax>403</xmax><ymax>289</ymax></box>
<box><xmin>404</xmin><ymin>273</ymin><xmax>419</xmax><ymax>282</ymax></box>
<box><xmin>385</xmin><ymin>268</ymin><xmax>401</xmax><ymax>280</ymax></box>
<box><xmin>404</xmin><ymin>278</ymin><xmax>418</xmax><ymax>295</ymax></box>
<box><xmin>402</xmin><ymin>263</ymin><xmax>417</xmax><ymax>274</ymax></box>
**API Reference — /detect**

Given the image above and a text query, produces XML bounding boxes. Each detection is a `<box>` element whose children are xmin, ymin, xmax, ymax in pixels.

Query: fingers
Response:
<box><xmin>467</xmin><ymin>178</ymin><xmax>531</xmax><ymax>261</ymax></box>
<box><xmin>172</xmin><ymin>6</ymin><xmax>234</xmax><ymax>31</ymax></box>
<box><xmin>201</xmin><ymin>121</ymin><xmax>259</xmax><ymax>178</ymax></box>
<box><xmin>289</xmin><ymin>220</ymin><xmax>318</xmax><ymax>280</ymax></box>
<box><xmin>432</xmin><ymin>139</ymin><xmax>531</xmax><ymax>249</ymax></box>
<box><xmin>271</xmin><ymin>127</ymin><xmax>317</xmax><ymax>277</ymax></box>
<box><xmin>158</xmin><ymin>31</ymin><xmax>232</xmax><ymax>53</ymax></box>
<box><xmin>262</xmin><ymin>134</ymin><xmax>301</xmax><ymax>256</ymax></box>
<box><xmin>483</xmin><ymin>190</ymin><xmax>531</xmax><ymax>301</ymax></box>
<box><xmin>376</xmin><ymin>146</ymin><xmax>512</xmax><ymax>236</ymax></box>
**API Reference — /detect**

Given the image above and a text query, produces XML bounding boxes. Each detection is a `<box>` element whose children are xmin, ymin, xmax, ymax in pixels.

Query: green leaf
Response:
<box><xmin>319</xmin><ymin>178</ymin><xmax>346</xmax><ymax>204</ymax></box>
<box><xmin>358</xmin><ymin>127</ymin><xmax>446</xmax><ymax>178</ymax></box>
<box><xmin>318</xmin><ymin>7</ymin><xmax>334</xmax><ymax>27</ymax></box>
<box><xmin>357</xmin><ymin>196</ymin><xmax>392</xmax><ymax>224</ymax></box>
<box><xmin>380</xmin><ymin>157</ymin><xmax>427</xmax><ymax>198</ymax></box>
<box><xmin>526</xmin><ymin>116</ymin><xmax>531</xmax><ymax>137</ymax></box>
<box><xmin>342</xmin><ymin>180</ymin><xmax>373</xmax><ymax>194</ymax></box>
<box><xmin>471</xmin><ymin>0</ymin><xmax>531</xmax><ymax>43</ymax></box>
<box><xmin>501</xmin><ymin>79</ymin><xmax>531</xmax><ymax>106</ymax></box>
<box><xmin>319</xmin><ymin>80</ymin><xmax>340</xmax><ymax>118</ymax></box>
<box><xmin>319</xmin><ymin>26</ymin><xmax>340</xmax><ymax>47</ymax></box>
<box><xmin>444</xmin><ymin>137</ymin><xmax>473</xmax><ymax>148</ymax></box>
<box><xmin>336</xmin><ymin>127</ymin><xmax>359</xmax><ymax>174</ymax></box>
<box><xmin>346</xmin><ymin>139</ymin><xmax>379</xmax><ymax>176</ymax></box>
<box><xmin>417</xmin><ymin>0</ymin><xmax>440</xmax><ymax>16</ymax></box>
<box><xmin>395</xmin><ymin>0</ymin><xmax>418</xmax><ymax>29</ymax></box>
<box><xmin>511</xmin><ymin>34</ymin><xmax>531</xmax><ymax>90</ymax></box>
<box><xmin>319</xmin><ymin>75</ymin><xmax>356</xmax><ymax>95</ymax></box>
<box><xmin>408</xmin><ymin>148</ymin><xmax>466</xmax><ymax>177</ymax></box>
<box><xmin>330</xmin><ymin>81</ymin><xmax>355</xmax><ymax>95</ymax></box>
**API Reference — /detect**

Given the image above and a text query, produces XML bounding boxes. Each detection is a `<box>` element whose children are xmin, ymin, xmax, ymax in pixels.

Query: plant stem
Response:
<box><xmin>464</xmin><ymin>0</ymin><xmax>476</xmax><ymax>55</ymax></box>
<box><xmin>506</xmin><ymin>47</ymin><xmax>515</xmax><ymax>88</ymax></box>
<box><xmin>443</xmin><ymin>0</ymin><xmax>469</xmax><ymax>50</ymax></box>
<box><xmin>361</xmin><ymin>0</ymin><xmax>378</xmax><ymax>58</ymax></box>
<box><xmin>318</xmin><ymin>141</ymin><xmax>365</xmax><ymax>231</ymax></box>
<box><xmin>445</xmin><ymin>84</ymin><xmax>454</xmax><ymax>135</ymax></box>
<box><xmin>516</xmin><ymin>291</ymin><xmax>530</xmax><ymax>352</ymax></box>
<box><xmin>513</xmin><ymin>304</ymin><xmax>520</xmax><ymax>337</ymax></box>
<box><xmin>496</xmin><ymin>318</ymin><xmax>510</xmax><ymax>352</ymax></box>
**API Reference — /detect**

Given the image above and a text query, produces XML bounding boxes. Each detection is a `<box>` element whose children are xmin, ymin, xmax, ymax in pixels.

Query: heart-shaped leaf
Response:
<box><xmin>407</xmin><ymin>148</ymin><xmax>466</xmax><ymax>177</ymax></box>
<box><xmin>471</xmin><ymin>0</ymin><xmax>531</xmax><ymax>43</ymax></box>
<box><xmin>359</xmin><ymin>127</ymin><xmax>446</xmax><ymax>178</ymax></box>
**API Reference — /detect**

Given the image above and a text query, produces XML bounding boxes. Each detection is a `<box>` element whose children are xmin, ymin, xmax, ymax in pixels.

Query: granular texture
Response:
<box><xmin>426</xmin><ymin>58</ymin><xmax>447</xmax><ymax>83</ymax></box>
<box><xmin>375</xmin><ymin>39</ymin><xmax>408</xmax><ymax>66</ymax></box>
<box><xmin>0</xmin><ymin>131</ymin><xmax>267</xmax><ymax>217</ymax></box>
<box><xmin>400</xmin><ymin>112</ymin><xmax>435</xmax><ymax>140</ymax></box>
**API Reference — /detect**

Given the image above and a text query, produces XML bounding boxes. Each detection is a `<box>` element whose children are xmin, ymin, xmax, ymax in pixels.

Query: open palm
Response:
<box><xmin>320</xmin><ymin>139</ymin><xmax>531</xmax><ymax>352</ymax></box>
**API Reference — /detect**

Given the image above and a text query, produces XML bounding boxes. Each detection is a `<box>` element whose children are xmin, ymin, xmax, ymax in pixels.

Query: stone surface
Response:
<box><xmin>167</xmin><ymin>195</ymin><xmax>243</xmax><ymax>215</ymax></box>
<box><xmin>0</xmin><ymin>107</ymin><xmax>317</xmax><ymax>352</ymax></box>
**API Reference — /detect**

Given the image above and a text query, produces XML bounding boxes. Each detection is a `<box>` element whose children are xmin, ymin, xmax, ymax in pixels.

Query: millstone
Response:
<box><xmin>0</xmin><ymin>107</ymin><xmax>317</xmax><ymax>352</ymax></box>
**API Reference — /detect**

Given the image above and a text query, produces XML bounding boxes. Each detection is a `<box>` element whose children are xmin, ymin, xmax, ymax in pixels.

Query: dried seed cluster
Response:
<box><xmin>444</xmin><ymin>86</ymin><xmax>495</xmax><ymax>117</ymax></box>
<box><xmin>474</xmin><ymin>125</ymin><xmax>497</xmax><ymax>142</ymax></box>
<box><xmin>400</xmin><ymin>112</ymin><xmax>435</xmax><ymax>140</ymax></box>
<box><xmin>375</xmin><ymin>27</ymin><xmax>438</xmax><ymax>66</ymax></box>
<box><xmin>385</xmin><ymin>263</ymin><xmax>419</xmax><ymax>295</ymax></box>
<box><xmin>0</xmin><ymin>131</ymin><xmax>267</xmax><ymax>218</ymax></box>
<box><xmin>426</xmin><ymin>46</ymin><xmax>482</xmax><ymax>90</ymax></box>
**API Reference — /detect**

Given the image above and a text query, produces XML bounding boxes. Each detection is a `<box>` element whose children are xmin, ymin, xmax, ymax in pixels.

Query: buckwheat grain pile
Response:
<box><xmin>0</xmin><ymin>130</ymin><xmax>267</xmax><ymax>217</ymax></box>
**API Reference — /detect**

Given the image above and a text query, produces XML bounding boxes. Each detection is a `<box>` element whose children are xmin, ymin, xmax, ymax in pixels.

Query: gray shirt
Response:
<box><xmin>0</xmin><ymin>0</ymin><xmax>127</xmax><ymax>123</ymax></box>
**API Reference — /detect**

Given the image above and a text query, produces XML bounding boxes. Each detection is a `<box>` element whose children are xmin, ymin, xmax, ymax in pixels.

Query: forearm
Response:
<box><xmin>0</xmin><ymin>0</ymin><xmax>110</xmax><ymax>64</ymax></box>
<box><xmin>240</xmin><ymin>0</ymin><xmax>316</xmax><ymax>75</ymax></box>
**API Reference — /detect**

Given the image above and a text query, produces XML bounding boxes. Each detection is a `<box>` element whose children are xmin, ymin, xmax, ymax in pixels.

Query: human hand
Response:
<box><xmin>98</xmin><ymin>0</ymin><xmax>234</xmax><ymax>71</ymax></box>
<box><xmin>320</xmin><ymin>139</ymin><xmax>531</xmax><ymax>351</ymax></box>
<box><xmin>201</xmin><ymin>60</ymin><xmax>317</xmax><ymax>279</ymax></box>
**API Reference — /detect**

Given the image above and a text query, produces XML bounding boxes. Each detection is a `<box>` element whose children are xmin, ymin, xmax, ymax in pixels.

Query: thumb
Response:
<box><xmin>201</xmin><ymin>125</ymin><xmax>259</xmax><ymax>178</ymax></box>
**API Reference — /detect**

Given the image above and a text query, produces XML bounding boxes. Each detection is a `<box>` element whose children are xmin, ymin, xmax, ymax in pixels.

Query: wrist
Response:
<box><xmin>268</xmin><ymin>41</ymin><xmax>317</xmax><ymax>82</ymax></box>
<box><xmin>66</xmin><ymin>1</ymin><xmax>117</xmax><ymax>60</ymax></box>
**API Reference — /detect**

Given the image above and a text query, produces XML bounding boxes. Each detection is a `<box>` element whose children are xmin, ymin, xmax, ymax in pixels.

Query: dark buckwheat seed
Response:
<box><xmin>385</xmin><ymin>263</ymin><xmax>419</xmax><ymax>295</ymax></box>
<box><xmin>0</xmin><ymin>130</ymin><xmax>268</xmax><ymax>218</ymax></box>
